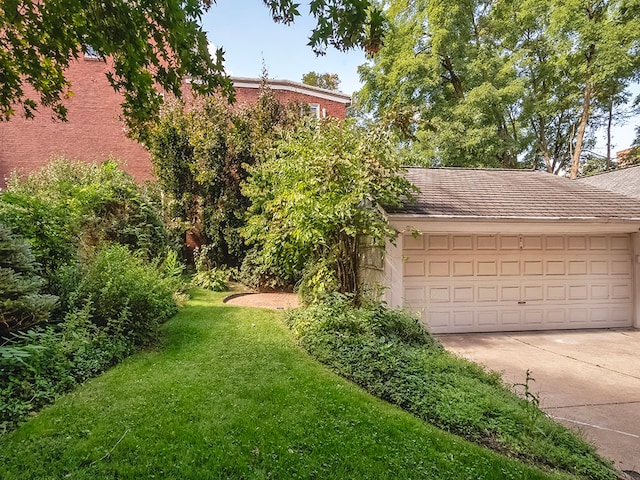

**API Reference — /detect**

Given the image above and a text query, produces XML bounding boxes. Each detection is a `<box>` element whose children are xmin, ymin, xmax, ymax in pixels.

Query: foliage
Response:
<box><xmin>148</xmin><ymin>86</ymin><xmax>302</xmax><ymax>267</ymax></box>
<box><xmin>287</xmin><ymin>294</ymin><xmax>617</xmax><ymax>480</ymax></box>
<box><xmin>74</xmin><ymin>244</ymin><xmax>179</xmax><ymax>347</ymax></box>
<box><xmin>191</xmin><ymin>266</ymin><xmax>236</xmax><ymax>292</ymax></box>
<box><xmin>0</xmin><ymin>244</ymin><xmax>181</xmax><ymax>430</ymax></box>
<box><xmin>0</xmin><ymin>0</ymin><xmax>384</xmax><ymax>135</ymax></box>
<box><xmin>0</xmin><ymin>224</ymin><xmax>58</xmax><ymax>336</ymax></box>
<box><xmin>356</xmin><ymin>0</ymin><xmax>640</xmax><ymax>175</ymax></box>
<box><xmin>243</xmin><ymin>118</ymin><xmax>414</xmax><ymax>299</ymax></box>
<box><xmin>0</xmin><ymin>158</ymin><xmax>171</xmax><ymax>271</ymax></box>
<box><xmin>0</xmin><ymin>289</ymin><xmax>562</xmax><ymax>479</ymax></box>
<box><xmin>0</xmin><ymin>305</ymin><xmax>130</xmax><ymax>431</ymax></box>
<box><xmin>302</xmin><ymin>71</ymin><xmax>341</xmax><ymax>90</ymax></box>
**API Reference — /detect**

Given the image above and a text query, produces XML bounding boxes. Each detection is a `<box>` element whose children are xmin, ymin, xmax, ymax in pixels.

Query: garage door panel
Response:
<box><xmin>428</xmin><ymin>287</ymin><xmax>450</xmax><ymax>302</ymax></box>
<box><xmin>478</xmin><ymin>311</ymin><xmax>499</xmax><ymax>326</ymax></box>
<box><xmin>452</xmin><ymin>235</ymin><xmax>473</xmax><ymax>250</ymax></box>
<box><xmin>611</xmin><ymin>236</ymin><xmax>630</xmax><ymax>250</ymax></box>
<box><xmin>568</xmin><ymin>261</ymin><xmax>588</xmax><ymax>275</ymax></box>
<box><xmin>546</xmin><ymin>260</ymin><xmax>566</xmax><ymax>275</ymax></box>
<box><xmin>545</xmin><ymin>236</ymin><xmax>565</xmax><ymax>249</ymax></box>
<box><xmin>523</xmin><ymin>260</ymin><xmax>543</xmax><ymax>275</ymax></box>
<box><xmin>568</xmin><ymin>236</ymin><xmax>587</xmax><ymax>250</ymax></box>
<box><xmin>500</xmin><ymin>236</ymin><xmax>520</xmax><ymax>249</ymax></box>
<box><xmin>590</xmin><ymin>284</ymin><xmax>609</xmax><ymax>299</ymax></box>
<box><xmin>611</xmin><ymin>284</ymin><xmax>631</xmax><ymax>299</ymax></box>
<box><xmin>501</xmin><ymin>286</ymin><xmax>520</xmax><ymax>301</ymax></box>
<box><xmin>403</xmin><ymin>233</ymin><xmax>633</xmax><ymax>333</ymax></box>
<box><xmin>568</xmin><ymin>284</ymin><xmax>588</xmax><ymax>300</ymax></box>
<box><xmin>428</xmin><ymin>261</ymin><xmax>449</xmax><ymax>276</ymax></box>
<box><xmin>477</xmin><ymin>286</ymin><xmax>498</xmax><ymax>302</ymax></box>
<box><xmin>404</xmin><ymin>260</ymin><xmax>425</xmax><ymax>277</ymax></box>
<box><xmin>428</xmin><ymin>235</ymin><xmax>449</xmax><ymax>250</ymax></box>
<box><xmin>611</xmin><ymin>260</ymin><xmax>631</xmax><ymax>275</ymax></box>
<box><xmin>453</xmin><ymin>261</ymin><xmax>474</xmax><ymax>276</ymax></box>
<box><xmin>547</xmin><ymin>285</ymin><xmax>566</xmax><ymax>300</ymax></box>
<box><xmin>500</xmin><ymin>261</ymin><xmax>520</xmax><ymax>276</ymax></box>
<box><xmin>477</xmin><ymin>260</ymin><xmax>498</xmax><ymax>275</ymax></box>
<box><xmin>476</xmin><ymin>235</ymin><xmax>497</xmax><ymax>250</ymax></box>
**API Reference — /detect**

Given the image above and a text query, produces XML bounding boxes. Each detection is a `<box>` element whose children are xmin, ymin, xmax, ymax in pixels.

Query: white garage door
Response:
<box><xmin>403</xmin><ymin>234</ymin><xmax>634</xmax><ymax>334</ymax></box>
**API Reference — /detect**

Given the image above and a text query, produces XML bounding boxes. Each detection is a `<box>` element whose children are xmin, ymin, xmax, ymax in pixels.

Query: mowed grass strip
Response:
<box><xmin>1</xmin><ymin>289</ymin><xmax>567</xmax><ymax>479</ymax></box>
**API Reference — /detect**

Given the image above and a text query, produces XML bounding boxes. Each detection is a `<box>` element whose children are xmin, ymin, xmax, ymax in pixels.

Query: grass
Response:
<box><xmin>0</xmin><ymin>288</ymin><xmax>572</xmax><ymax>479</ymax></box>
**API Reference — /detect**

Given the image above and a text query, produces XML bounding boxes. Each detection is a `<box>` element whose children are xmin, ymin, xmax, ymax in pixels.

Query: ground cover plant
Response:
<box><xmin>286</xmin><ymin>293</ymin><xmax>618</xmax><ymax>480</ymax></box>
<box><xmin>0</xmin><ymin>289</ymin><xmax>573</xmax><ymax>479</ymax></box>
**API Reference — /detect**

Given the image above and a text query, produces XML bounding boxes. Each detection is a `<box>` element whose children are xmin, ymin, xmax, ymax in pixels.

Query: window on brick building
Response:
<box><xmin>308</xmin><ymin>103</ymin><xmax>320</xmax><ymax>119</ymax></box>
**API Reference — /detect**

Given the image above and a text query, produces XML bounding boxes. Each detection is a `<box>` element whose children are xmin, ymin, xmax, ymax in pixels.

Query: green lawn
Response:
<box><xmin>1</xmin><ymin>289</ymin><xmax>571</xmax><ymax>479</ymax></box>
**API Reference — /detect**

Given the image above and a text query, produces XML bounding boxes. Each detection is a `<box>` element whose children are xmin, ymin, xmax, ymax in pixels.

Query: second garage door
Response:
<box><xmin>402</xmin><ymin>233</ymin><xmax>633</xmax><ymax>334</ymax></box>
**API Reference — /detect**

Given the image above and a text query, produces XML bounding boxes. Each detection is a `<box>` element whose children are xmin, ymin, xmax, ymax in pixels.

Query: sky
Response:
<box><xmin>202</xmin><ymin>0</ymin><xmax>367</xmax><ymax>96</ymax></box>
<box><xmin>201</xmin><ymin>1</ymin><xmax>638</xmax><ymax>154</ymax></box>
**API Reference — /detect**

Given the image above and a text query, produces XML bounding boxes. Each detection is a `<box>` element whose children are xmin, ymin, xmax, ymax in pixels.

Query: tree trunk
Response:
<box><xmin>441</xmin><ymin>55</ymin><xmax>465</xmax><ymax>100</ymax></box>
<box><xmin>606</xmin><ymin>97</ymin><xmax>613</xmax><ymax>170</ymax></box>
<box><xmin>570</xmin><ymin>79</ymin><xmax>592</xmax><ymax>179</ymax></box>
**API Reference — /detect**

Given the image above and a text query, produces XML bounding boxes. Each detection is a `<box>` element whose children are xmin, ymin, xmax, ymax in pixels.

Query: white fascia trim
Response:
<box><xmin>231</xmin><ymin>77</ymin><xmax>352</xmax><ymax>104</ymax></box>
<box><xmin>386</xmin><ymin>217</ymin><xmax>640</xmax><ymax>235</ymax></box>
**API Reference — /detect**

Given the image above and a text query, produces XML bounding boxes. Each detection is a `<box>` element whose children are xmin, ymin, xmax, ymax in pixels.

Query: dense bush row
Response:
<box><xmin>287</xmin><ymin>294</ymin><xmax>617</xmax><ymax>480</ymax></box>
<box><xmin>0</xmin><ymin>159</ymin><xmax>182</xmax><ymax>431</ymax></box>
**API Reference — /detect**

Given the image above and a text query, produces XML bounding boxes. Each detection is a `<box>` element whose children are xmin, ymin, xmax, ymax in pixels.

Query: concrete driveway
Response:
<box><xmin>437</xmin><ymin>329</ymin><xmax>640</xmax><ymax>476</ymax></box>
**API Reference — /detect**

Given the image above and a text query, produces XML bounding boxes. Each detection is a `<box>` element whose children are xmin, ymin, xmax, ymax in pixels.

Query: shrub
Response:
<box><xmin>75</xmin><ymin>244</ymin><xmax>179</xmax><ymax>347</ymax></box>
<box><xmin>191</xmin><ymin>267</ymin><xmax>235</xmax><ymax>292</ymax></box>
<box><xmin>0</xmin><ymin>304</ymin><xmax>130</xmax><ymax>431</ymax></box>
<box><xmin>287</xmin><ymin>295</ymin><xmax>616</xmax><ymax>480</ymax></box>
<box><xmin>0</xmin><ymin>158</ymin><xmax>171</xmax><ymax>269</ymax></box>
<box><xmin>0</xmin><ymin>224</ymin><xmax>58</xmax><ymax>336</ymax></box>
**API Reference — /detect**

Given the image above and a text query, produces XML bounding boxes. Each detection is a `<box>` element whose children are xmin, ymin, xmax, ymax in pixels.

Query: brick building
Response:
<box><xmin>0</xmin><ymin>56</ymin><xmax>352</xmax><ymax>186</ymax></box>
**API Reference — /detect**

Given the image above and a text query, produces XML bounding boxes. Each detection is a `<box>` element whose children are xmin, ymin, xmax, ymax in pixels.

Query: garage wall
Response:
<box><xmin>400</xmin><ymin>233</ymin><xmax>633</xmax><ymax>334</ymax></box>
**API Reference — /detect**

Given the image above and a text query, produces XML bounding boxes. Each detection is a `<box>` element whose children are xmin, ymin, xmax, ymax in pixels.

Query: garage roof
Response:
<box><xmin>575</xmin><ymin>165</ymin><xmax>640</xmax><ymax>200</ymax></box>
<box><xmin>385</xmin><ymin>168</ymin><xmax>640</xmax><ymax>220</ymax></box>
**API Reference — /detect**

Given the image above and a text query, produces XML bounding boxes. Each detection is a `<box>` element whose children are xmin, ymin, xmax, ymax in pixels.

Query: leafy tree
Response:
<box><xmin>0</xmin><ymin>224</ymin><xmax>58</xmax><ymax>336</ymax></box>
<box><xmin>357</xmin><ymin>0</ymin><xmax>525</xmax><ymax>169</ymax></box>
<box><xmin>243</xmin><ymin>118</ymin><xmax>414</xmax><ymax>302</ymax></box>
<box><xmin>0</xmin><ymin>0</ymin><xmax>384</xmax><ymax>134</ymax></box>
<box><xmin>147</xmin><ymin>84</ymin><xmax>302</xmax><ymax>267</ymax></box>
<box><xmin>356</xmin><ymin>0</ymin><xmax>640</xmax><ymax>175</ymax></box>
<box><xmin>302</xmin><ymin>71</ymin><xmax>341</xmax><ymax>90</ymax></box>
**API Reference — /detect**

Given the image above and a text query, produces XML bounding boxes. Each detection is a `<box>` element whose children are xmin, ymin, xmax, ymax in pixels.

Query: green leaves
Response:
<box><xmin>357</xmin><ymin>0</ymin><xmax>640</xmax><ymax>174</ymax></box>
<box><xmin>243</xmin><ymin>118</ymin><xmax>414</xmax><ymax>298</ymax></box>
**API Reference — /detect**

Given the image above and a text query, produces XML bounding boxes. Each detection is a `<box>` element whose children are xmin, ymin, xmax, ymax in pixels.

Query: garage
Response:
<box><xmin>382</xmin><ymin>168</ymin><xmax>640</xmax><ymax>333</ymax></box>
<box><xmin>401</xmin><ymin>233</ymin><xmax>633</xmax><ymax>333</ymax></box>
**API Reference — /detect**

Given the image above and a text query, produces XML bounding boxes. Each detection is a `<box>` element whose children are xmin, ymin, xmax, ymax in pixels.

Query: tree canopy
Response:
<box><xmin>0</xmin><ymin>0</ymin><xmax>384</xmax><ymax>133</ymax></box>
<box><xmin>302</xmin><ymin>71</ymin><xmax>341</xmax><ymax>90</ymax></box>
<box><xmin>356</xmin><ymin>0</ymin><xmax>640</xmax><ymax>176</ymax></box>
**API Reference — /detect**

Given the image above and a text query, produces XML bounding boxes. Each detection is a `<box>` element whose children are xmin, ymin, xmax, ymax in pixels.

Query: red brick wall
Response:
<box><xmin>233</xmin><ymin>86</ymin><xmax>348</xmax><ymax>119</ymax></box>
<box><xmin>0</xmin><ymin>67</ymin><xmax>349</xmax><ymax>187</ymax></box>
<box><xmin>0</xmin><ymin>57</ymin><xmax>153</xmax><ymax>186</ymax></box>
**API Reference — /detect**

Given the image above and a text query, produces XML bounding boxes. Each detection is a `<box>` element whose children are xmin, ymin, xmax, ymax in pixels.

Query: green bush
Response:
<box><xmin>75</xmin><ymin>244</ymin><xmax>179</xmax><ymax>347</ymax></box>
<box><xmin>1</xmin><ymin>158</ymin><xmax>171</xmax><ymax>269</ymax></box>
<box><xmin>191</xmin><ymin>267</ymin><xmax>234</xmax><ymax>292</ymax></box>
<box><xmin>287</xmin><ymin>295</ymin><xmax>616</xmax><ymax>480</ymax></box>
<box><xmin>0</xmin><ymin>305</ymin><xmax>130</xmax><ymax>431</ymax></box>
<box><xmin>0</xmin><ymin>224</ymin><xmax>58</xmax><ymax>336</ymax></box>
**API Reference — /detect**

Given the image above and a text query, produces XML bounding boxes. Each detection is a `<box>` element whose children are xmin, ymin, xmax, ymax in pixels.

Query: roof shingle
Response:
<box><xmin>384</xmin><ymin>168</ymin><xmax>640</xmax><ymax>220</ymax></box>
<box><xmin>576</xmin><ymin>165</ymin><xmax>640</xmax><ymax>200</ymax></box>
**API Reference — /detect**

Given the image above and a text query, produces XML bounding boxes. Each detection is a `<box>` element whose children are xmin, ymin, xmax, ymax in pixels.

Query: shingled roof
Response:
<box><xmin>576</xmin><ymin>165</ymin><xmax>640</xmax><ymax>200</ymax></box>
<box><xmin>384</xmin><ymin>168</ymin><xmax>640</xmax><ymax>221</ymax></box>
